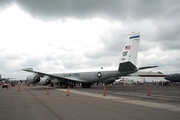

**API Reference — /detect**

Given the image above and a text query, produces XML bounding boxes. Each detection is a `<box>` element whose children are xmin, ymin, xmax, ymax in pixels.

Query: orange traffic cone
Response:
<box><xmin>46</xmin><ymin>86</ymin><xmax>49</xmax><ymax>95</ymax></box>
<box><xmin>147</xmin><ymin>86</ymin><xmax>150</xmax><ymax>96</ymax></box>
<box><xmin>66</xmin><ymin>85</ymin><xmax>70</xmax><ymax>96</ymax></box>
<box><xmin>103</xmin><ymin>85</ymin><xmax>106</xmax><ymax>96</ymax></box>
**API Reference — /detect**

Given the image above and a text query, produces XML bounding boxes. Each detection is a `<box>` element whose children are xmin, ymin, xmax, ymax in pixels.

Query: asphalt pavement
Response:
<box><xmin>0</xmin><ymin>84</ymin><xmax>180</xmax><ymax>120</ymax></box>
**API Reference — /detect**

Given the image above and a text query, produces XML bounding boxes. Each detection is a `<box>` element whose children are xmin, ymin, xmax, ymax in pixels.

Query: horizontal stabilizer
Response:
<box><xmin>138</xmin><ymin>66</ymin><xmax>158</xmax><ymax>70</ymax></box>
<box><xmin>118</xmin><ymin>61</ymin><xmax>137</xmax><ymax>72</ymax></box>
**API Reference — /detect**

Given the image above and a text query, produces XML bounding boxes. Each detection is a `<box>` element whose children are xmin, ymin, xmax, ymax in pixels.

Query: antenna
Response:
<box><xmin>123</xmin><ymin>32</ymin><xmax>140</xmax><ymax>36</ymax></box>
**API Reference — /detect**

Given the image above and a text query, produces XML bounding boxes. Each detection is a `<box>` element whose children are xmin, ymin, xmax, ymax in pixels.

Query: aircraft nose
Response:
<box><xmin>164</xmin><ymin>75</ymin><xmax>169</xmax><ymax>80</ymax></box>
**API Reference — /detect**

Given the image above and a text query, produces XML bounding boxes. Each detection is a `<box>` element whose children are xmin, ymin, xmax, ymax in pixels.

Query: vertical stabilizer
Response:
<box><xmin>112</xmin><ymin>33</ymin><xmax>140</xmax><ymax>67</ymax></box>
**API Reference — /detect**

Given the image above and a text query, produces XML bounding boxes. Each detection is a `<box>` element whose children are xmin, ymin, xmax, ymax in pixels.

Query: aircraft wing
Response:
<box><xmin>21</xmin><ymin>68</ymin><xmax>86</xmax><ymax>83</ymax></box>
<box><xmin>22</xmin><ymin>68</ymin><xmax>56</xmax><ymax>78</ymax></box>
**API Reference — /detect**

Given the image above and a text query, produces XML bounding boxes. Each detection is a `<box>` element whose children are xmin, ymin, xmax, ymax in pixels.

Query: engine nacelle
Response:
<box><xmin>38</xmin><ymin>77</ymin><xmax>51</xmax><ymax>86</ymax></box>
<box><xmin>26</xmin><ymin>74</ymin><xmax>40</xmax><ymax>84</ymax></box>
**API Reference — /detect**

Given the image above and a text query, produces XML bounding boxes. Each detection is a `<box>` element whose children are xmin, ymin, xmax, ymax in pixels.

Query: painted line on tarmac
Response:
<box><xmin>0</xmin><ymin>93</ymin><xmax>126</xmax><ymax>101</ymax></box>
<box><xmin>58</xmin><ymin>89</ymin><xmax>180</xmax><ymax>113</ymax></box>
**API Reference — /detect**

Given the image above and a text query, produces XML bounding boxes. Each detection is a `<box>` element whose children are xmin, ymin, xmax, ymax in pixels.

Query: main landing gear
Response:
<box><xmin>81</xmin><ymin>83</ymin><xmax>91</xmax><ymax>88</ymax></box>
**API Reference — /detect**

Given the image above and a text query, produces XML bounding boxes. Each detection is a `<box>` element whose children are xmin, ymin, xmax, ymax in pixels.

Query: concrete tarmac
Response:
<box><xmin>0</xmin><ymin>85</ymin><xmax>180</xmax><ymax>120</ymax></box>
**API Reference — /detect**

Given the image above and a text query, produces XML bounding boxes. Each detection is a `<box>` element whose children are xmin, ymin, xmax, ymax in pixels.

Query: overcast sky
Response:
<box><xmin>0</xmin><ymin>0</ymin><xmax>180</xmax><ymax>79</ymax></box>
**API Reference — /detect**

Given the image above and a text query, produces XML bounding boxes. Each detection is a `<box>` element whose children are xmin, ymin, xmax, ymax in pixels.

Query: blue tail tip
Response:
<box><xmin>129</xmin><ymin>35</ymin><xmax>140</xmax><ymax>39</ymax></box>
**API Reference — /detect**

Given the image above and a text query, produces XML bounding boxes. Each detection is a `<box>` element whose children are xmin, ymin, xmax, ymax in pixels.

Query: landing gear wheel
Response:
<box><xmin>82</xmin><ymin>83</ymin><xmax>91</xmax><ymax>88</ymax></box>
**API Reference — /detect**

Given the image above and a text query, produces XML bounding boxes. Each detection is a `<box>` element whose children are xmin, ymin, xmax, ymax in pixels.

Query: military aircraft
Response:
<box><xmin>21</xmin><ymin>33</ymin><xmax>157</xmax><ymax>88</ymax></box>
<box><xmin>0</xmin><ymin>74</ymin><xmax>15</xmax><ymax>82</ymax></box>
<box><xmin>164</xmin><ymin>73</ymin><xmax>180</xmax><ymax>82</ymax></box>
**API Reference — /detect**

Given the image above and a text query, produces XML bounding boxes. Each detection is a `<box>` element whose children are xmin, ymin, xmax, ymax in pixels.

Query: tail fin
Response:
<box><xmin>112</xmin><ymin>33</ymin><xmax>140</xmax><ymax>67</ymax></box>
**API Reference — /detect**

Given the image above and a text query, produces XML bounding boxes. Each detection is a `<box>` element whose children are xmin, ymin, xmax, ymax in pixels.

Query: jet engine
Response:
<box><xmin>38</xmin><ymin>77</ymin><xmax>51</xmax><ymax>85</ymax></box>
<box><xmin>26</xmin><ymin>74</ymin><xmax>40</xmax><ymax>84</ymax></box>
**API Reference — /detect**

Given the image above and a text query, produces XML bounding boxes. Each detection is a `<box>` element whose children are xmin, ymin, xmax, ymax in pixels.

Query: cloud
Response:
<box><xmin>0</xmin><ymin>0</ymin><xmax>180</xmax><ymax>79</ymax></box>
<box><xmin>1</xmin><ymin>0</ymin><xmax>177</xmax><ymax>21</ymax></box>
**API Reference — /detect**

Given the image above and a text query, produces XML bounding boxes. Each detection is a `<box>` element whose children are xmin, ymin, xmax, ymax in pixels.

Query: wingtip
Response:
<box><xmin>17</xmin><ymin>68</ymin><xmax>33</xmax><ymax>71</ymax></box>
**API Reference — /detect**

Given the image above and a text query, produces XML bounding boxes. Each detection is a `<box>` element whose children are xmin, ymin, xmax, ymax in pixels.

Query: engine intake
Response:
<box><xmin>39</xmin><ymin>77</ymin><xmax>51</xmax><ymax>85</ymax></box>
<box><xmin>26</xmin><ymin>74</ymin><xmax>40</xmax><ymax>84</ymax></box>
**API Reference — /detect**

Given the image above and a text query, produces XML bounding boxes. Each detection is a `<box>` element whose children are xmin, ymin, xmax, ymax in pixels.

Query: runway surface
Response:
<box><xmin>0</xmin><ymin>84</ymin><xmax>180</xmax><ymax>120</ymax></box>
